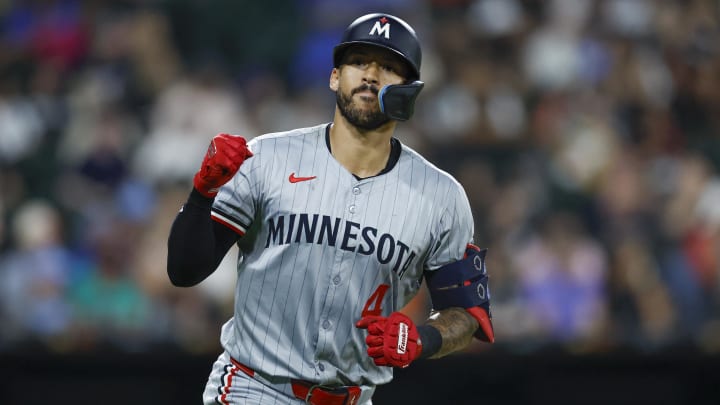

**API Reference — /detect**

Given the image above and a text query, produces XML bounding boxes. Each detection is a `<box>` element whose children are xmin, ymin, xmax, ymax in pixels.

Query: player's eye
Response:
<box><xmin>347</xmin><ymin>57</ymin><xmax>367</xmax><ymax>66</ymax></box>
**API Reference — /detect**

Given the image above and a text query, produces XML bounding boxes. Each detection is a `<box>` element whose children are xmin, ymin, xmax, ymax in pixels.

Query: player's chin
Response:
<box><xmin>353</xmin><ymin>112</ymin><xmax>391</xmax><ymax>131</ymax></box>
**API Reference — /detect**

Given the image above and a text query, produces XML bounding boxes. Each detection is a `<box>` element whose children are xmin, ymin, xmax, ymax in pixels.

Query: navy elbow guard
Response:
<box><xmin>426</xmin><ymin>245</ymin><xmax>495</xmax><ymax>343</ymax></box>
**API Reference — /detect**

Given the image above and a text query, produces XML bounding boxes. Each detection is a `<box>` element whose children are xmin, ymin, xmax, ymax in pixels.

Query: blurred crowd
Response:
<box><xmin>1</xmin><ymin>0</ymin><xmax>719</xmax><ymax>356</ymax></box>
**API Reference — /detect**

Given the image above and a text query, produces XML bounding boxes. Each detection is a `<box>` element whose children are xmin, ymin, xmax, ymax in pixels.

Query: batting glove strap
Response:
<box><xmin>416</xmin><ymin>325</ymin><xmax>442</xmax><ymax>359</ymax></box>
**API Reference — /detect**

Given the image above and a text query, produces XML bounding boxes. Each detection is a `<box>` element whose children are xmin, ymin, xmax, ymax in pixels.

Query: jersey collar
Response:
<box><xmin>324</xmin><ymin>123</ymin><xmax>401</xmax><ymax>181</ymax></box>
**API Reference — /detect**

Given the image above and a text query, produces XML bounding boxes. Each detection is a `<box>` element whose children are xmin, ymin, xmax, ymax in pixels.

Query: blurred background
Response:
<box><xmin>1</xmin><ymin>0</ymin><xmax>720</xmax><ymax>403</ymax></box>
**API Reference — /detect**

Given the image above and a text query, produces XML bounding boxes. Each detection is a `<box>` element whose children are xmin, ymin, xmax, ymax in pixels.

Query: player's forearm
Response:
<box><xmin>167</xmin><ymin>189</ymin><xmax>234</xmax><ymax>287</ymax></box>
<box><xmin>423</xmin><ymin>307</ymin><xmax>479</xmax><ymax>359</ymax></box>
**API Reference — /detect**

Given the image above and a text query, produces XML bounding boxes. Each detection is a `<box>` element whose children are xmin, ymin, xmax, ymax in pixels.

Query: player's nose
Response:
<box><xmin>362</xmin><ymin>62</ymin><xmax>381</xmax><ymax>84</ymax></box>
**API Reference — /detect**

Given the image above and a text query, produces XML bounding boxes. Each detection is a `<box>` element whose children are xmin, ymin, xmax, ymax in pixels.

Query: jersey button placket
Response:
<box><xmin>349</xmin><ymin>185</ymin><xmax>361</xmax><ymax>215</ymax></box>
<box><xmin>316</xmin><ymin>317</ymin><xmax>332</xmax><ymax>376</ymax></box>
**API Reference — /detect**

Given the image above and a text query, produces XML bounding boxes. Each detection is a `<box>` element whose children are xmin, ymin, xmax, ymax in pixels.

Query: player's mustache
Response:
<box><xmin>352</xmin><ymin>84</ymin><xmax>379</xmax><ymax>96</ymax></box>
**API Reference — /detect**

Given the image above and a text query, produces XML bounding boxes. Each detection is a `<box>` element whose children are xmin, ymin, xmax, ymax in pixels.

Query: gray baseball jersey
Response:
<box><xmin>211</xmin><ymin>123</ymin><xmax>473</xmax><ymax>387</ymax></box>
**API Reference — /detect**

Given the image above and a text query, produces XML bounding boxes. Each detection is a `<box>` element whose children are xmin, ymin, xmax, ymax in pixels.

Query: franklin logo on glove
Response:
<box><xmin>397</xmin><ymin>322</ymin><xmax>408</xmax><ymax>354</ymax></box>
<box><xmin>207</xmin><ymin>140</ymin><xmax>217</xmax><ymax>158</ymax></box>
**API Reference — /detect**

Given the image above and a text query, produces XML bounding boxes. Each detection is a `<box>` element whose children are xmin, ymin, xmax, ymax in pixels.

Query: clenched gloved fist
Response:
<box><xmin>193</xmin><ymin>134</ymin><xmax>253</xmax><ymax>198</ymax></box>
<box><xmin>356</xmin><ymin>312</ymin><xmax>422</xmax><ymax>368</ymax></box>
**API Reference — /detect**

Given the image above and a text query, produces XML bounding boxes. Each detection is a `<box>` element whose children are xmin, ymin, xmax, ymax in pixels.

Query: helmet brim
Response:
<box><xmin>333</xmin><ymin>41</ymin><xmax>420</xmax><ymax>81</ymax></box>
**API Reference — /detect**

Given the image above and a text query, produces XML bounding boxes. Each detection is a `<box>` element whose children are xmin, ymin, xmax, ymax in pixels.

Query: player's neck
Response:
<box><xmin>329</xmin><ymin>115</ymin><xmax>395</xmax><ymax>179</ymax></box>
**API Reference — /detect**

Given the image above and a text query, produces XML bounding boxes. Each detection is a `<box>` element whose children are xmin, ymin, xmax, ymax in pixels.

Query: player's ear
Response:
<box><xmin>329</xmin><ymin>68</ymin><xmax>339</xmax><ymax>91</ymax></box>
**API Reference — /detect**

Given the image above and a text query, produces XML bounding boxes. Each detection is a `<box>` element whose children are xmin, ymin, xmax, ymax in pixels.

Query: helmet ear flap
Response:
<box><xmin>379</xmin><ymin>81</ymin><xmax>424</xmax><ymax>121</ymax></box>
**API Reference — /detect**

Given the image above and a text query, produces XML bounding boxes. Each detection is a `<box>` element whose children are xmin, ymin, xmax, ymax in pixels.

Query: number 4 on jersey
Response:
<box><xmin>361</xmin><ymin>284</ymin><xmax>390</xmax><ymax>317</ymax></box>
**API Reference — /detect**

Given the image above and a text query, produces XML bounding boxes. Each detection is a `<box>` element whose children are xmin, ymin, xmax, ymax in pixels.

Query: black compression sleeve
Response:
<box><xmin>166</xmin><ymin>189</ymin><xmax>238</xmax><ymax>287</ymax></box>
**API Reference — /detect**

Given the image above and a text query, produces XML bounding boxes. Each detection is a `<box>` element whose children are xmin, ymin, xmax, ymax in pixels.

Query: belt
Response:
<box><xmin>229</xmin><ymin>357</ymin><xmax>362</xmax><ymax>405</ymax></box>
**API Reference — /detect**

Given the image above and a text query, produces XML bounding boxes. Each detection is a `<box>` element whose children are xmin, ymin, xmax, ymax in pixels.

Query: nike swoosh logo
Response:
<box><xmin>289</xmin><ymin>173</ymin><xmax>317</xmax><ymax>183</ymax></box>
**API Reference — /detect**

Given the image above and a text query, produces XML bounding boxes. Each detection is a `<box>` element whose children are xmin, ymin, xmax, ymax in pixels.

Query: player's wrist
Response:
<box><xmin>416</xmin><ymin>325</ymin><xmax>442</xmax><ymax>359</ymax></box>
<box><xmin>188</xmin><ymin>187</ymin><xmax>216</xmax><ymax>208</ymax></box>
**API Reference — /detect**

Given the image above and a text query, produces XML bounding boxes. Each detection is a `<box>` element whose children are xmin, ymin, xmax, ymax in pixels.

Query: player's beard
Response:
<box><xmin>336</xmin><ymin>84</ymin><xmax>391</xmax><ymax>130</ymax></box>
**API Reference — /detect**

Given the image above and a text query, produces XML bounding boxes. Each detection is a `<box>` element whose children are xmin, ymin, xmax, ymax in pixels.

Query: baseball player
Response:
<box><xmin>167</xmin><ymin>13</ymin><xmax>494</xmax><ymax>405</ymax></box>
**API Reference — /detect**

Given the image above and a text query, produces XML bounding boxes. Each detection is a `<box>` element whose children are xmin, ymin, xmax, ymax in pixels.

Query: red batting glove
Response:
<box><xmin>193</xmin><ymin>134</ymin><xmax>253</xmax><ymax>198</ymax></box>
<box><xmin>356</xmin><ymin>312</ymin><xmax>422</xmax><ymax>368</ymax></box>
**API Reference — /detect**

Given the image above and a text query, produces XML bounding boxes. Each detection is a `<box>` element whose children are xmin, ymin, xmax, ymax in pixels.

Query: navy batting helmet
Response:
<box><xmin>333</xmin><ymin>13</ymin><xmax>422</xmax><ymax>81</ymax></box>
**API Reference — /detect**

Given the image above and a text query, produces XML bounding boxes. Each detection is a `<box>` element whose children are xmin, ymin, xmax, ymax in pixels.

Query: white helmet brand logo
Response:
<box><xmin>369</xmin><ymin>17</ymin><xmax>391</xmax><ymax>39</ymax></box>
